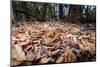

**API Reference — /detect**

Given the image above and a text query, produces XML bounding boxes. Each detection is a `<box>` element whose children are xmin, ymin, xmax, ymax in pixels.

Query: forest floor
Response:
<box><xmin>12</xmin><ymin>21</ymin><xmax>96</xmax><ymax>66</ymax></box>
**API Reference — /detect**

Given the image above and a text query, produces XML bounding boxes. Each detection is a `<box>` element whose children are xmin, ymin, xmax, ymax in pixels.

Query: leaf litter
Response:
<box><xmin>12</xmin><ymin>22</ymin><xmax>96</xmax><ymax>66</ymax></box>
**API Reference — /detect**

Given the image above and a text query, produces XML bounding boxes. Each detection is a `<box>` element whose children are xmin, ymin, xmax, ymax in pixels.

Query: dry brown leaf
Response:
<box><xmin>76</xmin><ymin>39</ymin><xmax>84</xmax><ymax>49</ymax></box>
<box><xmin>83</xmin><ymin>40</ymin><xmax>96</xmax><ymax>55</ymax></box>
<box><xmin>12</xmin><ymin>37</ymin><xmax>19</xmax><ymax>41</ymax></box>
<box><xmin>79</xmin><ymin>37</ymin><xmax>95</xmax><ymax>55</ymax></box>
<box><xmin>81</xmin><ymin>38</ymin><xmax>88</xmax><ymax>47</ymax></box>
<box><xmin>35</xmin><ymin>50</ymin><xmax>41</xmax><ymax>60</ymax></box>
<box><xmin>43</xmin><ymin>31</ymin><xmax>61</xmax><ymax>45</ymax></box>
<box><xmin>40</xmin><ymin>57</ymin><xmax>51</xmax><ymax>64</ymax></box>
<box><xmin>12</xmin><ymin>45</ymin><xmax>26</xmax><ymax>61</ymax></box>
<box><xmin>63</xmin><ymin>37</ymin><xmax>80</xmax><ymax>49</ymax></box>
<box><xmin>17</xmin><ymin>41</ymin><xmax>29</xmax><ymax>46</ymax></box>
<box><xmin>62</xmin><ymin>51</ymin><xmax>76</xmax><ymax>62</ymax></box>
<box><xmin>26</xmin><ymin>50</ymin><xmax>37</xmax><ymax>61</ymax></box>
<box><xmin>52</xmin><ymin>49</ymin><xmax>60</xmax><ymax>55</ymax></box>
<box><xmin>85</xmin><ymin>46</ymin><xmax>95</xmax><ymax>56</ymax></box>
<box><xmin>56</xmin><ymin>56</ymin><xmax>64</xmax><ymax>63</ymax></box>
<box><xmin>23</xmin><ymin>44</ymin><xmax>33</xmax><ymax>52</ymax></box>
<box><xmin>12</xmin><ymin>59</ymin><xmax>23</xmax><ymax>66</ymax></box>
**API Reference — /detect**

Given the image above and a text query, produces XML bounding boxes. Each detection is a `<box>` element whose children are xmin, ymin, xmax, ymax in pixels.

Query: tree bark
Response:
<box><xmin>59</xmin><ymin>4</ymin><xmax>63</xmax><ymax>20</ymax></box>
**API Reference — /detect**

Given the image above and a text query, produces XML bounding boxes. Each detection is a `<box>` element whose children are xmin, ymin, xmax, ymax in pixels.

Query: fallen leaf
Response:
<box><xmin>12</xmin><ymin>59</ymin><xmax>23</xmax><ymax>66</ymax></box>
<box><xmin>40</xmin><ymin>57</ymin><xmax>51</xmax><ymax>64</ymax></box>
<box><xmin>12</xmin><ymin>45</ymin><xmax>26</xmax><ymax>61</ymax></box>
<box><xmin>35</xmin><ymin>50</ymin><xmax>41</xmax><ymax>60</ymax></box>
<box><xmin>62</xmin><ymin>51</ymin><xmax>76</xmax><ymax>62</ymax></box>
<box><xmin>26</xmin><ymin>50</ymin><xmax>37</xmax><ymax>61</ymax></box>
<box><xmin>52</xmin><ymin>49</ymin><xmax>60</xmax><ymax>55</ymax></box>
<box><xmin>56</xmin><ymin>56</ymin><xmax>63</xmax><ymax>63</ymax></box>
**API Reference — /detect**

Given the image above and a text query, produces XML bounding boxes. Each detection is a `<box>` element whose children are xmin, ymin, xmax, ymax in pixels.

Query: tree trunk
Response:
<box><xmin>11</xmin><ymin>7</ymin><xmax>19</xmax><ymax>27</ymax></box>
<box><xmin>59</xmin><ymin>4</ymin><xmax>63</xmax><ymax>21</ymax></box>
<box><xmin>68</xmin><ymin>5</ymin><xmax>81</xmax><ymax>23</ymax></box>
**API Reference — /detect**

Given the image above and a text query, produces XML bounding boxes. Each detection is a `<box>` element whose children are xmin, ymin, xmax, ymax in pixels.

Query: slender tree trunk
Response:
<box><xmin>59</xmin><ymin>4</ymin><xmax>63</xmax><ymax>21</ymax></box>
<box><xmin>11</xmin><ymin>7</ymin><xmax>19</xmax><ymax>27</ymax></box>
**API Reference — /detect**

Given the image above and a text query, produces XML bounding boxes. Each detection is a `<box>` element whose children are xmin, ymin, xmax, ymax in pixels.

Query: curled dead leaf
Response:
<box><xmin>23</xmin><ymin>44</ymin><xmax>33</xmax><ymax>52</ymax></box>
<box><xmin>12</xmin><ymin>45</ymin><xmax>26</xmax><ymax>61</ymax></box>
<box><xmin>62</xmin><ymin>51</ymin><xmax>76</xmax><ymax>63</ymax></box>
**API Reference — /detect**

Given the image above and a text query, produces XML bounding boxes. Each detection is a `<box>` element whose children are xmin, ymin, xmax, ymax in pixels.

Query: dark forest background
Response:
<box><xmin>11</xmin><ymin>1</ymin><xmax>96</xmax><ymax>26</ymax></box>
